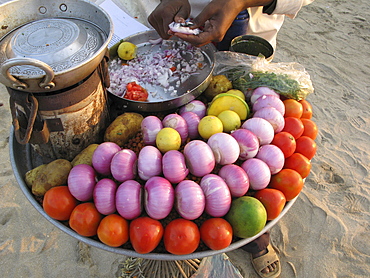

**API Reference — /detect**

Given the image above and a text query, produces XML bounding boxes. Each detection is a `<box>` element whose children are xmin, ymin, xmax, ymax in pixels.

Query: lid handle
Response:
<box><xmin>1</xmin><ymin>58</ymin><xmax>55</xmax><ymax>90</ymax></box>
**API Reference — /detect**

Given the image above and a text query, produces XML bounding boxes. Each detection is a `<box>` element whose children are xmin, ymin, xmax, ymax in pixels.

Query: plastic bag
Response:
<box><xmin>190</xmin><ymin>253</ymin><xmax>243</xmax><ymax>278</ymax></box>
<box><xmin>214</xmin><ymin>52</ymin><xmax>314</xmax><ymax>100</ymax></box>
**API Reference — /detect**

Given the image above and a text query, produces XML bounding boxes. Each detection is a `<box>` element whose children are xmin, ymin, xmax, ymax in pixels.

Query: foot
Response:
<box><xmin>250</xmin><ymin>244</ymin><xmax>281</xmax><ymax>278</ymax></box>
<box><xmin>252</xmin><ymin>249</ymin><xmax>279</xmax><ymax>274</ymax></box>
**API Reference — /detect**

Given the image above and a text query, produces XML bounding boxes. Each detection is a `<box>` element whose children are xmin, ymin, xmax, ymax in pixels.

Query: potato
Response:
<box><xmin>204</xmin><ymin>75</ymin><xmax>233</xmax><ymax>100</ymax></box>
<box><xmin>104</xmin><ymin>112</ymin><xmax>143</xmax><ymax>146</ymax></box>
<box><xmin>71</xmin><ymin>143</ymin><xmax>99</xmax><ymax>167</ymax></box>
<box><xmin>24</xmin><ymin>164</ymin><xmax>47</xmax><ymax>188</ymax></box>
<box><xmin>32</xmin><ymin>159</ymin><xmax>72</xmax><ymax>197</ymax></box>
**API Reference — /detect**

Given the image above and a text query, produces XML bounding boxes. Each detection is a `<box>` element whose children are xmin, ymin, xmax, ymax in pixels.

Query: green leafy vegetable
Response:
<box><xmin>231</xmin><ymin>71</ymin><xmax>305</xmax><ymax>100</ymax></box>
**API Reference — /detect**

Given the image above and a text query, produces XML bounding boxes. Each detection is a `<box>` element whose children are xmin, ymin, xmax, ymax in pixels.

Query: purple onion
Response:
<box><xmin>137</xmin><ymin>146</ymin><xmax>162</xmax><ymax>181</ymax></box>
<box><xmin>179</xmin><ymin>100</ymin><xmax>206</xmax><ymax>119</ymax></box>
<box><xmin>162</xmin><ymin>113</ymin><xmax>188</xmax><ymax>144</ymax></box>
<box><xmin>180</xmin><ymin>111</ymin><xmax>200</xmax><ymax>139</ymax></box>
<box><xmin>256</xmin><ymin>144</ymin><xmax>285</xmax><ymax>174</ymax></box>
<box><xmin>253</xmin><ymin>107</ymin><xmax>285</xmax><ymax>133</ymax></box>
<box><xmin>92</xmin><ymin>142</ymin><xmax>121</xmax><ymax>176</ymax></box>
<box><xmin>162</xmin><ymin>150</ymin><xmax>189</xmax><ymax>184</ymax></box>
<box><xmin>250</xmin><ymin>87</ymin><xmax>279</xmax><ymax>104</ymax></box>
<box><xmin>218</xmin><ymin>164</ymin><xmax>249</xmax><ymax>197</ymax></box>
<box><xmin>111</xmin><ymin>149</ymin><xmax>137</xmax><ymax>182</ymax></box>
<box><xmin>183</xmin><ymin>140</ymin><xmax>215</xmax><ymax>177</ymax></box>
<box><xmin>242</xmin><ymin>117</ymin><xmax>274</xmax><ymax>145</ymax></box>
<box><xmin>231</xmin><ymin>128</ymin><xmax>260</xmax><ymax>160</ymax></box>
<box><xmin>116</xmin><ymin>180</ymin><xmax>142</xmax><ymax>220</ymax></box>
<box><xmin>175</xmin><ymin>180</ymin><xmax>205</xmax><ymax>220</ymax></box>
<box><xmin>200</xmin><ymin>174</ymin><xmax>231</xmax><ymax>217</ymax></box>
<box><xmin>93</xmin><ymin>178</ymin><xmax>117</xmax><ymax>215</ymax></box>
<box><xmin>141</xmin><ymin>115</ymin><xmax>163</xmax><ymax>146</ymax></box>
<box><xmin>241</xmin><ymin>158</ymin><xmax>271</xmax><ymax>190</ymax></box>
<box><xmin>207</xmin><ymin>132</ymin><xmax>240</xmax><ymax>165</ymax></box>
<box><xmin>68</xmin><ymin>164</ymin><xmax>97</xmax><ymax>202</ymax></box>
<box><xmin>144</xmin><ymin>176</ymin><xmax>174</xmax><ymax>220</ymax></box>
<box><xmin>253</xmin><ymin>95</ymin><xmax>285</xmax><ymax>115</ymax></box>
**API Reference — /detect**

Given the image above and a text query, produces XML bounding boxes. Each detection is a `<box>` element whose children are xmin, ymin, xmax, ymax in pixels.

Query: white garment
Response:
<box><xmin>114</xmin><ymin>0</ymin><xmax>314</xmax><ymax>49</ymax></box>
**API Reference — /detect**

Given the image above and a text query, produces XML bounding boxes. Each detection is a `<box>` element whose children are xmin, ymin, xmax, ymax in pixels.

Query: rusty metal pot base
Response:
<box><xmin>8</xmin><ymin>64</ymin><xmax>110</xmax><ymax>162</ymax></box>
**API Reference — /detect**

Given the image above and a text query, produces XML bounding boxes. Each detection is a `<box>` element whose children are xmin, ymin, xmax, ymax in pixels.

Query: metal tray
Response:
<box><xmin>107</xmin><ymin>30</ymin><xmax>216</xmax><ymax>112</ymax></box>
<box><xmin>9</xmin><ymin>127</ymin><xmax>298</xmax><ymax>260</ymax></box>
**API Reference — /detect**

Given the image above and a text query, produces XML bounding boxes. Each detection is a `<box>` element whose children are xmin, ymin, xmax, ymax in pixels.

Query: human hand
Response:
<box><xmin>148</xmin><ymin>0</ymin><xmax>191</xmax><ymax>39</ymax></box>
<box><xmin>174</xmin><ymin>0</ymin><xmax>273</xmax><ymax>47</ymax></box>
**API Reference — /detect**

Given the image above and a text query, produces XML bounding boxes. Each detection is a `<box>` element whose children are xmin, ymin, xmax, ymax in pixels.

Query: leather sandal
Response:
<box><xmin>251</xmin><ymin>244</ymin><xmax>281</xmax><ymax>278</ymax></box>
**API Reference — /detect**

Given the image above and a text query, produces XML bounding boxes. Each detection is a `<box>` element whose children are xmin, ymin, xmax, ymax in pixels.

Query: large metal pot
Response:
<box><xmin>0</xmin><ymin>0</ymin><xmax>113</xmax><ymax>92</ymax></box>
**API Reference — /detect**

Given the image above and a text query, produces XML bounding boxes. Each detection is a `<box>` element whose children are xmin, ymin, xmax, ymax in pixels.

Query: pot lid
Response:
<box><xmin>0</xmin><ymin>17</ymin><xmax>106</xmax><ymax>77</ymax></box>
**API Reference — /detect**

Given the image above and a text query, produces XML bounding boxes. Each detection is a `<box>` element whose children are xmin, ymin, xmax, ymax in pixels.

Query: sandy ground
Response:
<box><xmin>0</xmin><ymin>0</ymin><xmax>369</xmax><ymax>277</ymax></box>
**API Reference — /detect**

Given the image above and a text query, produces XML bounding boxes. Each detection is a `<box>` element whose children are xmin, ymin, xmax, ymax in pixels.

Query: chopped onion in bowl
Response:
<box><xmin>108</xmin><ymin>40</ymin><xmax>206</xmax><ymax>99</ymax></box>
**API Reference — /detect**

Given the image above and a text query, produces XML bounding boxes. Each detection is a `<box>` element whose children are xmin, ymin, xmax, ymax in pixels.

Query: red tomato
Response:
<box><xmin>164</xmin><ymin>218</ymin><xmax>200</xmax><ymax>255</ymax></box>
<box><xmin>282</xmin><ymin>117</ymin><xmax>304</xmax><ymax>139</ymax></box>
<box><xmin>124</xmin><ymin>81</ymin><xmax>148</xmax><ymax>101</ymax></box>
<box><xmin>200</xmin><ymin>218</ymin><xmax>233</xmax><ymax>250</ymax></box>
<box><xmin>97</xmin><ymin>214</ymin><xmax>129</xmax><ymax>247</ymax></box>
<box><xmin>299</xmin><ymin>99</ymin><xmax>313</xmax><ymax>119</ymax></box>
<box><xmin>269</xmin><ymin>169</ymin><xmax>304</xmax><ymax>201</ymax></box>
<box><xmin>301</xmin><ymin>118</ymin><xmax>318</xmax><ymax>140</ymax></box>
<box><xmin>284</xmin><ymin>153</ymin><xmax>312</xmax><ymax>178</ymax></box>
<box><xmin>69</xmin><ymin>203</ymin><xmax>103</xmax><ymax>237</ymax></box>
<box><xmin>283</xmin><ymin>99</ymin><xmax>303</xmax><ymax>118</ymax></box>
<box><xmin>130</xmin><ymin>217</ymin><xmax>164</xmax><ymax>254</ymax></box>
<box><xmin>295</xmin><ymin>136</ymin><xmax>317</xmax><ymax>160</ymax></box>
<box><xmin>43</xmin><ymin>186</ymin><xmax>78</xmax><ymax>221</ymax></box>
<box><xmin>271</xmin><ymin>131</ymin><xmax>296</xmax><ymax>158</ymax></box>
<box><xmin>254</xmin><ymin>189</ymin><xmax>286</xmax><ymax>220</ymax></box>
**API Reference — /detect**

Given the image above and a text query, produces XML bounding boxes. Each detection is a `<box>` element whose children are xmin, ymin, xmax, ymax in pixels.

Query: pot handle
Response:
<box><xmin>10</xmin><ymin>95</ymin><xmax>38</xmax><ymax>144</ymax></box>
<box><xmin>1</xmin><ymin>58</ymin><xmax>55</xmax><ymax>90</ymax></box>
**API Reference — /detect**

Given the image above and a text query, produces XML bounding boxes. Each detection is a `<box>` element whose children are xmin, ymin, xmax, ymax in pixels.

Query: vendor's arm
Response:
<box><xmin>148</xmin><ymin>0</ymin><xmax>191</xmax><ymax>39</ymax></box>
<box><xmin>174</xmin><ymin>0</ymin><xmax>275</xmax><ymax>47</ymax></box>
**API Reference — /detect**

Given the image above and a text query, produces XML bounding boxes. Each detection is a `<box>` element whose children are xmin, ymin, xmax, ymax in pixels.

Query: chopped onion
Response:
<box><xmin>180</xmin><ymin>111</ymin><xmax>200</xmax><ymax>139</ymax></box>
<box><xmin>175</xmin><ymin>180</ymin><xmax>205</xmax><ymax>220</ymax></box>
<box><xmin>116</xmin><ymin>180</ymin><xmax>142</xmax><ymax>220</ymax></box>
<box><xmin>68</xmin><ymin>164</ymin><xmax>97</xmax><ymax>202</ymax></box>
<box><xmin>256</xmin><ymin>144</ymin><xmax>285</xmax><ymax>174</ymax></box>
<box><xmin>207</xmin><ymin>133</ymin><xmax>240</xmax><ymax>165</ymax></box>
<box><xmin>111</xmin><ymin>149</ymin><xmax>137</xmax><ymax>182</ymax></box>
<box><xmin>144</xmin><ymin>176</ymin><xmax>174</xmax><ymax>220</ymax></box>
<box><xmin>137</xmin><ymin>146</ymin><xmax>162</xmax><ymax>181</ymax></box>
<box><xmin>92</xmin><ymin>142</ymin><xmax>121</xmax><ymax>176</ymax></box>
<box><xmin>162</xmin><ymin>150</ymin><xmax>189</xmax><ymax>184</ymax></box>
<box><xmin>93</xmin><ymin>178</ymin><xmax>117</xmax><ymax>215</ymax></box>
<box><xmin>241</xmin><ymin>158</ymin><xmax>271</xmax><ymax>190</ymax></box>
<box><xmin>253</xmin><ymin>107</ymin><xmax>285</xmax><ymax>133</ymax></box>
<box><xmin>218</xmin><ymin>164</ymin><xmax>249</xmax><ymax>197</ymax></box>
<box><xmin>250</xmin><ymin>87</ymin><xmax>279</xmax><ymax>104</ymax></box>
<box><xmin>200</xmin><ymin>174</ymin><xmax>231</xmax><ymax>217</ymax></box>
<box><xmin>179</xmin><ymin>100</ymin><xmax>206</xmax><ymax>119</ymax></box>
<box><xmin>183</xmin><ymin>140</ymin><xmax>215</xmax><ymax>177</ymax></box>
<box><xmin>242</xmin><ymin>117</ymin><xmax>274</xmax><ymax>145</ymax></box>
<box><xmin>141</xmin><ymin>116</ymin><xmax>163</xmax><ymax>146</ymax></box>
<box><xmin>253</xmin><ymin>95</ymin><xmax>285</xmax><ymax>115</ymax></box>
<box><xmin>162</xmin><ymin>113</ymin><xmax>188</xmax><ymax>144</ymax></box>
<box><xmin>230</xmin><ymin>128</ymin><xmax>260</xmax><ymax>160</ymax></box>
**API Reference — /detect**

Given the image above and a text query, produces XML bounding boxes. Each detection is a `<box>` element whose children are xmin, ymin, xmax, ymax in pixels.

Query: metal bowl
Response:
<box><xmin>107</xmin><ymin>30</ymin><xmax>216</xmax><ymax>112</ymax></box>
<box><xmin>10</xmin><ymin>127</ymin><xmax>298</xmax><ymax>260</ymax></box>
<box><xmin>230</xmin><ymin>35</ymin><xmax>274</xmax><ymax>59</ymax></box>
